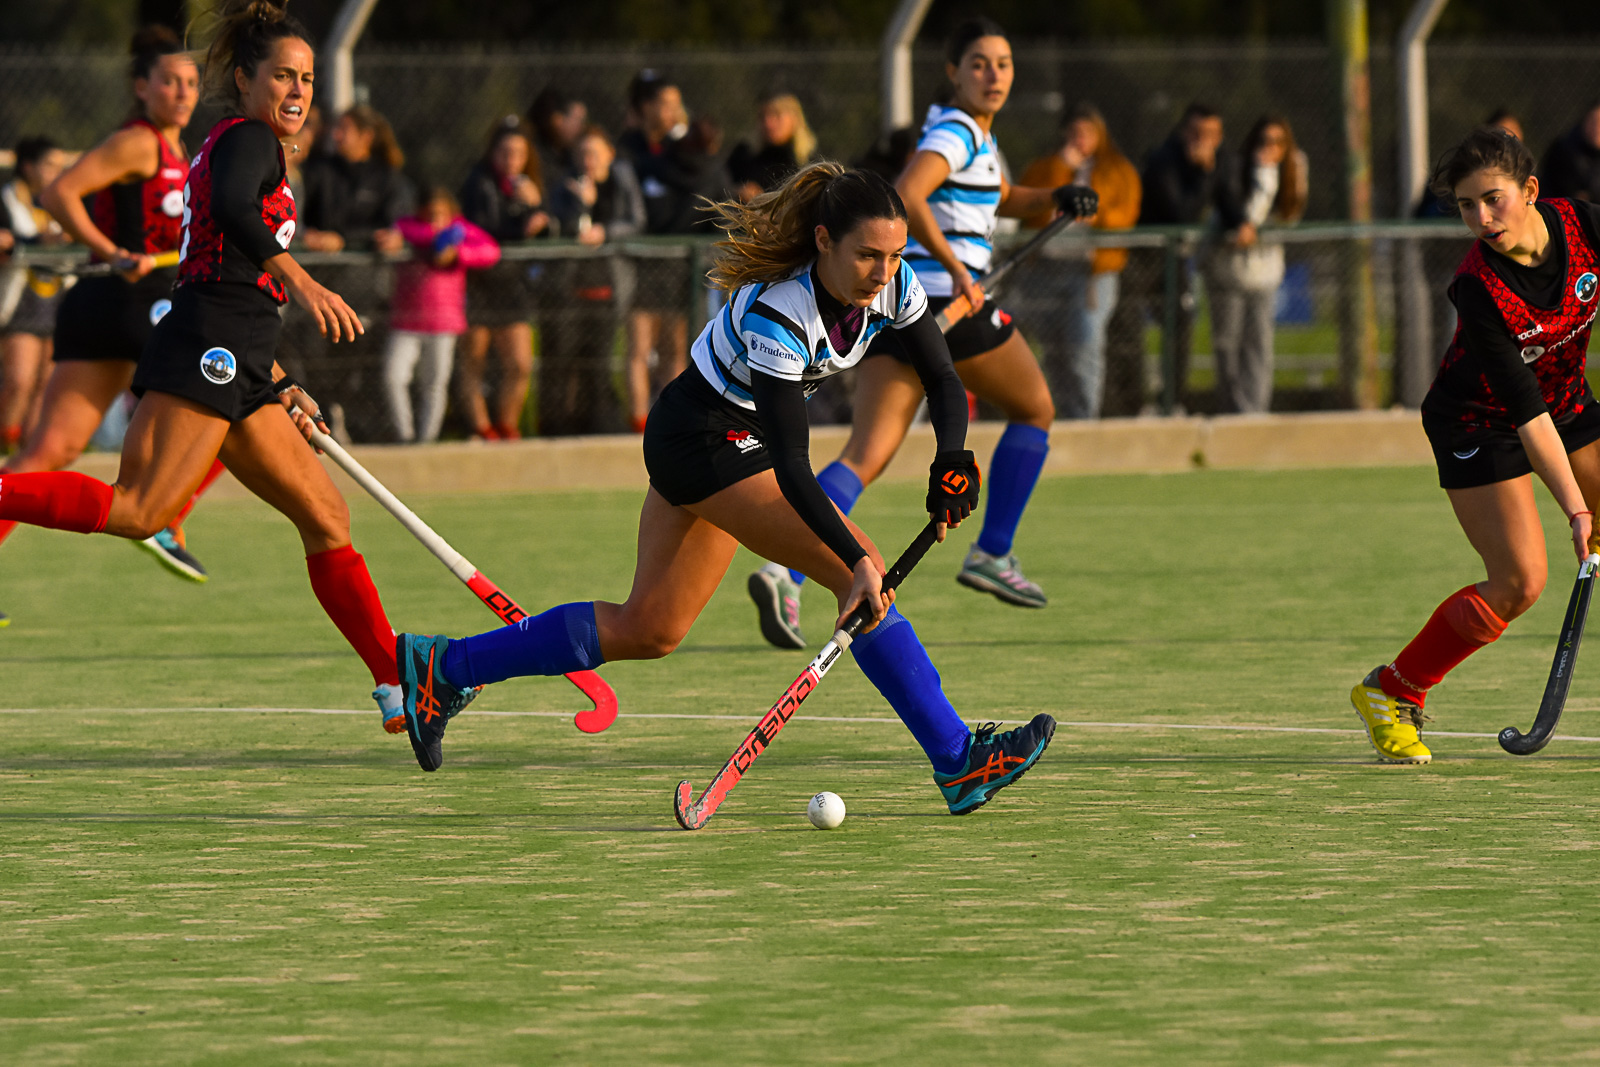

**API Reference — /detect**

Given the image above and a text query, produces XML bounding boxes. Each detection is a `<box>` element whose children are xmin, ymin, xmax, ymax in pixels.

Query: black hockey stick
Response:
<box><xmin>23</xmin><ymin>250</ymin><xmax>180</xmax><ymax>279</ymax></box>
<box><xmin>933</xmin><ymin>211</ymin><xmax>1078</xmax><ymax>331</ymax></box>
<box><xmin>1500</xmin><ymin>552</ymin><xmax>1600</xmax><ymax>755</ymax></box>
<box><xmin>674</xmin><ymin>521</ymin><xmax>940</xmax><ymax>830</ymax></box>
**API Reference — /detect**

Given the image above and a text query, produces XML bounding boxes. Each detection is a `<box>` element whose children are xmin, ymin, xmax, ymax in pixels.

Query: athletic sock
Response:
<box><xmin>849</xmin><ymin>605</ymin><xmax>971</xmax><ymax>774</ymax></box>
<box><xmin>788</xmin><ymin>461</ymin><xmax>864</xmax><ymax>585</ymax></box>
<box><xmin>976</xmin><ymin>423</ymin><xmax>1050</xmax><ymax>558</ymax></box>
<box><xmin>305</xmin><ymin>545</ymin><xmax>400</xmax><ymax>686</ymax></box>
<box><xmin>0</xmin><ymin>520</ymin><xmax>16</xmax><ymax>549</ymax></box>
<box><xmin>169</xmin><ymin>459</ymin><xmax>227</xmax><ymax>529</ymax></box>
<box><xmin>0</xmin><ymin>471</ymin><xmax>113</xmax><ymax>534</ymax></box>
<box><xmin>442</xmin><ymin>601</ymin><xmax>605</xmax><ymax>689</ymax></box>
<box><xmin>1381</xmin><ymin>584</ymin><xmax>1508</xmax><ymax>707</ymax></box>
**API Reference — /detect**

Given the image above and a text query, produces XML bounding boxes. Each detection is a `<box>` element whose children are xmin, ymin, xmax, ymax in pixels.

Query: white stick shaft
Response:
<box><xmin>310</xmin><ymin>427</ymin><xmax>477</xmax><ymax>583</ymax></box>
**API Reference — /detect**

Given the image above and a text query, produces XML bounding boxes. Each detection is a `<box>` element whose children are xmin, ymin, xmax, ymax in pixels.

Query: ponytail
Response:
<box><xmin>196</xmin><ymin>0</ymin><xmax>309</xmax><ymax>107</ymax></box>
<box><xmin>706</xmin><ymin>162</ymin><xmax>907</xmax><ymax>292</ymax></box>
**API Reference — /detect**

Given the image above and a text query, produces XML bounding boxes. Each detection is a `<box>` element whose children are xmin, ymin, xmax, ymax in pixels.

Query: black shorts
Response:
<box><xmin>53</xmin><ymin>270</ymin><xmax>177</xmax><ymax>363</ymax></box>
<box><xmin>1424</xmin><ymin>404</ymin><xmax>1600</xmax><ymax>489</ymax></box>
<box><xmin>466</xmin><ymin>261</ymin><xmax>535</xmax><ymax>328</ymax></box>
<box><xmin>133</xmin><ymin>283</ymin><xmax>282</xmax><ymax>422</ymax></box>
<box><xmin>643</xmin><ymin>368</ymin><xmax>771</xmax><ymax>506</ymax></box>
<box><xmin>867</xmin><ymin>294</ymin><xmax>1017</xmax><ymax>364</ymax></box>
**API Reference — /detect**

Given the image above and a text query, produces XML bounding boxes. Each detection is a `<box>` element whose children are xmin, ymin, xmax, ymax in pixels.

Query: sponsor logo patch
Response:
<box><xmin>1521</xmin><ymin>344</ymin><xmax>1547</xmax><ymax>362</ymax></box>
<box><xmin>148</xmin><ymin>298</ymin><xmax>171</xmax><ymax>326</ymax></box>
<box><xmin>199</xmin><ymin>346</ymin><xmax>236</xmax><ymax>385</ymax></box>
<box><xmin>161</xmin><ymin>188</ymin><xmax>185</xmax><ymax>217</ymax></box>
<box><xmin>725</xmin><ymin>429</ymin><xmax>762</xmax><ymax>454</ymax></box>
<box><xmin>274</xmin><ymin>219</ymin><xmax>296</xmax><ymax>248</ymax></box>
<box><xmin>1578</xmin><ymin>272</ymin><xmax>1598</xmax><ymax>303</ymax></box>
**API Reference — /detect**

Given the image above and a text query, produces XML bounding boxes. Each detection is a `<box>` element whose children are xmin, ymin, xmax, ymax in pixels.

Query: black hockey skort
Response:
<box><xmin>133</xmin><ymin>282</ymin><xmax>282</xmax><ymax>422</ymax></box>
<box><xmin>53</xmin><ymin>269</ymin><xmax>179</xmax><ymax>363</ymax></box>
<box><xmin>1424</xmin><ymin>401</ymin><xmax>1600</xmax><ymax>490</ymax></box>
<box><xmin>643</xmin><ymin>368</ymin><xmax>774</xmax><ymax>506</ymax></box>
<box><xmin>867</xmin><ymin>294</ymin><xmax>1017</xmax><ymax>364</ymax></box>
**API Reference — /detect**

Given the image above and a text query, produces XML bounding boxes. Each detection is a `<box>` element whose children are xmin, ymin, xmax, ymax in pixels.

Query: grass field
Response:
<box><xmin>6</xmin><ymin>467</ymin><xmax>1600</xmax><ymax>1064</ymax></box>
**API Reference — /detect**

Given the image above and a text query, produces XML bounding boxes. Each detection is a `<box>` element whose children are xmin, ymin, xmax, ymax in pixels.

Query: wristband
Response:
<box><xmin>1570</xmin><ymin>510</ymin><xmax>1594</xmax><ymax>523</ymax></box>
<box><xmin>271</xmin><ymin>376</ymin><xmax>301</xmax><ymax>395</ymax></box>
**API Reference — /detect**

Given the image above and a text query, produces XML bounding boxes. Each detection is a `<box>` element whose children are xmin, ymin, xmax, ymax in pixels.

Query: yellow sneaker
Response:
<box><xmin>1350</xmin><ymin>666</ymin><xmax>1433</xmax><ymax>764</ymax></box>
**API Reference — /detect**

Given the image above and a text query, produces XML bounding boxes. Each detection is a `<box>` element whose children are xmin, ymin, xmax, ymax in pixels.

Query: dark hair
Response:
<box><xmin>628</xmin><ymin>68</ymin><xmax>676</xmax><ymax>112</ymax></box>
<box><xmin>483</xmin><ymin>115</ymin><xmax>543</xmax><ymax>194</ymax></box>
<box><xmin>1485</xmin><ymin>107</ymin><xmax>1520</xmax><ymax>130</ymax></box>
<box><xmin>13</xmin><ymin>135</ymin><xmax>58</xmax><ymax>171</ymax></box>
<box><xmin>1181</xmin><ymin>103</ymin><xmax>1220</xmax><ymax>126</ymax></box>
<box><xmin>130</xmin><ymin>25</ymin><xmax>188</xmax><ymax>81</ymax></box>
<box><xmin>706</xmin><ymin>162</ymin><xmax>907</xmax><ymax>291</ymax></box>
<box><xmin>199</xmin><ymin>0</ymin><xmax>310</xmax><ymax>107</ymax></box>
<box><xmin>944</xmin><ymin>17</ymin><xmax>1008</xmax><ymax>66</ymax></box>
<box><xmin>529</xmin><ymin>86</ymin><xmax>577</xmax><ymax>133</ymax></box>
<box><xmin>341</xmin><ymin>104</ymin><xmax>404</xmax><ymax>170</ymax></box>
<box><xmin>1242</xmin><ymin>115</ymin><xmax>1305</xmax><ymax>222</ymax></box>
<box><xmin>1428</xmin><ymin>125</ymin><xmax>1536</xmax><ymax>202</ymax></box>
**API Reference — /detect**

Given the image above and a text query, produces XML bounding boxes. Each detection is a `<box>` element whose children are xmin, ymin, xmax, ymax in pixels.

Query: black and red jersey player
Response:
<box><xmin>1352</xmin><ymin>125</ymin><xmax>1600</xmax><ymax>763</ymax></box>
<box><xmin>0</xmin><ymin>0</ymin><xmax>415</xmax><ymax>737</ymax></box>
<box><xmin>2</xmin><ymin>26</ymin><xmax>223</xmax><ymax>590</ymax></box>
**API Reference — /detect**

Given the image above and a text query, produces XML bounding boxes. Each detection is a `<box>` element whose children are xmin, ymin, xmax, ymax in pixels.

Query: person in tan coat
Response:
<box><xmin>1018</xmin><ymin>103</ymin><xmax>1141</xmax><ymax>418</ymax></box>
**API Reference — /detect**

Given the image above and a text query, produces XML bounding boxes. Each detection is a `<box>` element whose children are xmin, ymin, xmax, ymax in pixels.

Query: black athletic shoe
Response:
<box><xmin>933</xmin><ymin>714</ymin><xmax>1056</xmax><ymax>814</ymax></box>
<box><xmin>0</xmin><ymin>609</ymin><xmax>9</xmax><ymax>628</ymax></box>
<box><xmin>396</xmin><ymin>633</ymin><xmax>478</xmax><ymax>771</ymax></box>
<box><xmin>136</xmin><ymin>527</ymin><xmax>208</xmax><ymax>583</ymax></box>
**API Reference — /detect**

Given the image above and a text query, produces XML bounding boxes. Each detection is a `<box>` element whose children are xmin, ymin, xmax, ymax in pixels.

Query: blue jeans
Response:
<box><xmin>1050</xmin><ymin>268</ymin><xmax>1120</xmax><ymax>419</ymax></box>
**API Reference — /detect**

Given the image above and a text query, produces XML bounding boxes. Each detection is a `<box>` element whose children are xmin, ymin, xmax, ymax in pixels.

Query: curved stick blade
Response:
<box><xmin>674</xmin><ymin>781</ymin><xmax>706</xmax><ymax>830</ymax></box>
<box><xmin>1498</xmin><ymin>724</ymin><xmax>1550</xmax><ymax>756</ymax></box>
<box><xmin>1500</xmin><ymin>554</ymin><xmax>1598</xmax><ymax>756</ymax></box>
<box><xmin>570</xmin><ymin>670</ymin><xmax>619</xmax><ymax>734</ymax></box>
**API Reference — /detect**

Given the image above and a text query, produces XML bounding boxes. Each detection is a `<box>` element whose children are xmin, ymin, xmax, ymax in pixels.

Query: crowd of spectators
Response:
<box><xmin>5</xmin><ymin>73</ymin><xmax>1600</xmax><ymax>444</ymax></box>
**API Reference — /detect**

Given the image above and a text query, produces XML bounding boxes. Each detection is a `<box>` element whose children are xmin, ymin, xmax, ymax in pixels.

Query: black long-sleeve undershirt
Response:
<box><xmin>747</xmin><ymin>305</ymin><xmax>968</xmax><ymax>572</ymax></box>
<box><xmin>209</xmin><ymin>120</ymin><xmax>289</xmax><ymax>268</ymax></box>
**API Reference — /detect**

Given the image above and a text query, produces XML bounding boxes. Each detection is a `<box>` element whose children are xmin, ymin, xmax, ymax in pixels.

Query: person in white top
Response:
<box><xmin>745</xmin><ymin>17</ymin><xmax>1099</xmax><ymax>648</ymax></box>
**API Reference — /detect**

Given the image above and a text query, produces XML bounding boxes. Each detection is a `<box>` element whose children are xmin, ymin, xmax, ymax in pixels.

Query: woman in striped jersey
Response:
<box><xmin>746</xmin><ymin>17</ymin><xmax>1097</xmax><ymax>649</ymax></box>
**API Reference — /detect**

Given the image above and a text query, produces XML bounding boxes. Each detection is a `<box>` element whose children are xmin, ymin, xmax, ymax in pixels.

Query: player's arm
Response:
<box><xmin>41</xmin><ymin>124</ymin><xmax>161</xmax><ymax>272</ymax></box>
<box><xmin>1458</xmin><ymin>277</ymin><xmax>1593</xmax><ymax>557</ymax></box>
<box><xmin>897</xmin><ymin>149</ymin><xmax>986</xmax><ymax>312</ymax></box>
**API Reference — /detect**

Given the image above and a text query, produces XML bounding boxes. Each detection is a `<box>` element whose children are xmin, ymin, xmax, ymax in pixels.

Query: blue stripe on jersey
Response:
<box><xmin>745</xmin><ymin>313</ymin><xmax>807</xmax><ymax>359</ymax></box>
<box><xmin>929</xmin><ymin>186</ymin><xmax>1002</xmax><ymax>207</ymax></box>
<box><xmin>930</xmin><ymin>120</ymin><xmax>979</xmax><ymax>165</ymax></box>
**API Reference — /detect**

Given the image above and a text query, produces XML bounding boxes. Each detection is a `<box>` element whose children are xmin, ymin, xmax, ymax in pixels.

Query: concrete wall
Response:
<box><xmin>69</xmin><ymin>410</ymin><xmax>1433</xmax><ymax>500</ymax></box>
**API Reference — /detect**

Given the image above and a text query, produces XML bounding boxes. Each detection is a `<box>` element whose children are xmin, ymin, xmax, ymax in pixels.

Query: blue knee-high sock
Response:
<box><xmin>977</xmin><ymin>423</ymin><xmax>1050</xmax><ymax>558</ymax></box>
<box><xmin>849</xmin><ymin>605</ymin><xmax>970</xmax><ymax>774</ymax></box>
<box><xmin>441</xmin><ymin>601</ymin><xmax>606</xmax><ymax>689</ymax></box>
<box><xmin>788</xmin><ymin>461</ymin><xmax>864</xmax><ymax>586</ymax></box>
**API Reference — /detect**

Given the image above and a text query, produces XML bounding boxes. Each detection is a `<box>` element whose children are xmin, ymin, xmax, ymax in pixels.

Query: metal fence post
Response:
<box><xmin>1330</xmin><ymin>0</ymin><xmax>1381</xmax><ymax>409</ymax></box>
<box><xmin>1160</xmin><ymin>233</ymin><xmax>1181</xmax><ymax>415</ymax></box>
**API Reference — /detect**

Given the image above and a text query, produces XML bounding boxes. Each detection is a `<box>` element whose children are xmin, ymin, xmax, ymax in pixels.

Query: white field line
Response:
<box><xmin>2</xmin><ymin>707</ymin><xmax>1599</xmax><ymax>743</ymax></box>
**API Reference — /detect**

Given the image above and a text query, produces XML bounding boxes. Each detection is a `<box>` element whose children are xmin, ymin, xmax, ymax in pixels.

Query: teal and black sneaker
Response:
<box><xmin>136</xmin><ymin>527</ymin><xmax>208</xmax><ymax>583</ymax></box>
<box><xmin>934</xmin><ymin>714</ymin><xmax>1057</xmax><ymax>815</ymax></box>
<box><xmin>395</xmin><ymin>633</ymin><xmax>479</xmax><ymax>771</ymax></box>
<box><xmin>373</xmin><ymin>682</ymin><xmax>405</xmax><ymax>734</ymax></box>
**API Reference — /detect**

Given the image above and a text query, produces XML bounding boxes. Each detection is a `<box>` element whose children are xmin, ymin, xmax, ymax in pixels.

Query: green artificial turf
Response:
<box><xmin>5</xmin><ymin>468</ymin><xmax>1600</xmax><ymax>1064</ymax></box>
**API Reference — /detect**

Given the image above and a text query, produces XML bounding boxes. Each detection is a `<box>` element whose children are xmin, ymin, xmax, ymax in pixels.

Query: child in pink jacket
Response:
<box><xmin>386</xmin><ymin>188</ymin><xmax>500</xmax><ymax>442</ymax></box>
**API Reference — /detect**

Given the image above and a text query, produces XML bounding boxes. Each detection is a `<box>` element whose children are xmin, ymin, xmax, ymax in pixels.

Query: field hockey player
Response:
<box><xmin>746</xmin><ymin>17</ymin><xmax>1098</xmax><ymax>648</ymax></box>
<box><xmin>0</xmin><ymin>0</ymin><xmax>417</xmax><ymax>732</ymax></box>
<box><xmin>393</xmin><ymin>161</ymin><xmax>1056</xmax><ymax>813</ymax></box>
<box><xmin>1351</xmin><ymin>126</ymin><xmax>1600</xmax><ymax>763</ymax></box>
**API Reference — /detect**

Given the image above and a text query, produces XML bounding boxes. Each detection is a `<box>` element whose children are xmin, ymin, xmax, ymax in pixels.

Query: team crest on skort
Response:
<box><xmin>199</xmin><ymin>346</ymin><xmax>237</xmax><ymax>385</ymax></box>
<box><xmin>1576</xmin><ymin>272</ymin><xmax>1598</xmax><ymax>303</ymax></box>
<box><xmin>149</xmin><ymin>298</ymin><xmax>171</xmax><ymax>326</ymax></box>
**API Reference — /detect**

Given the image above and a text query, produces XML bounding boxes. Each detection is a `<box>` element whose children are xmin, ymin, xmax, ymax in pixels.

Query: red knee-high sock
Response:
<box><xmin>170</xmin><ymin>459</ymin><xmax>227</xmax><ymax>530</ymax></box>
<box><xmin>1381</xmin><ymin>585</ymin><xmax>1508</xmax><ymax>706</ymax></box>
<box><xmin>0</xmin><ymin>519</ymin><xmax>16</xmax><ymax>548</ymax></box>
<box><xmin>306</xmin><ymin>545</ymin><xmax>400</xmax><ymax>686</ymax></box>
<box><xmin>0</xmin><ymin>471</ymin><xmax>113</xmax><ymax>534</ymax></box>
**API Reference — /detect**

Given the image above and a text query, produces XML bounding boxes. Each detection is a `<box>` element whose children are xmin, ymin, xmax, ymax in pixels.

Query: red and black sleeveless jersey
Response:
<box><xmin>177</xmin><ymin>117</ymin><xmax>296</xmax><ymax>304</ymax></box>
<box><xmin>87</xmin><ymin>117</ymin><xmax>188</xmax><ymax>259</ymax></box>
<box><xmin>1432</xmin><ymin>198</ymin><xmax>1600</xmax><ymax>432</ymax></box>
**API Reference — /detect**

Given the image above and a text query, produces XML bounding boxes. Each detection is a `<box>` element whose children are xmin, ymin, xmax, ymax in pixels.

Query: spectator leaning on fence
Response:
<box><xmin>528</xmin><ymin>86</ymin><xmax>588</xmax><ymax>201</ymax></box>
<box><xmin>1539</xmin><ymin>100</ymin><xmax>1600</xmax><ymax>204</ymax></box>
<box><xmin>728</xmin><ymin>92</ymin><xmax>818</xmax><ymax>202</ymax></box>
<box><xmin>1103</xmin><ymin>103</ymin><xmax>1238</xmax><ymax>414</ymax></box>
<box><xmin>0</xmin><ymin>136</ymin><xmax>71</xmax><ymax>452</ymax></box>
<box><xmin>539</xmin><ymin>124</ymin><xmax>647</xmax><ymax>435</ymax></box>
<box><xmin>457</xmin><ymin>116</ymin><xmax>549</xmax><ymax>440</ymax></box>
<box><xmin>297</xmin><ymin>105</ymin><xmax>412</xmax><ymax>254</ymax></box>
<box><xmin>1017</xmin><ymin>103</ymin><xmax>1141</xmax><ymax>419</ymax></box>
<box><xmin>385</xmin><ymin>187</ymin><xmax>499</xmax><ymax>444</ymax></box>
<box><xmin>1202</xmin><ymin>115</ymin><xmax>1307</xmax><ymax>415</ymax></box>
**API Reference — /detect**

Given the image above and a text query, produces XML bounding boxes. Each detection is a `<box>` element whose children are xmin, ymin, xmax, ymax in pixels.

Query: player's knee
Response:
<box><xmin>622</xmin><ymin>626</ymin><xmax>683</xmax><ymax>660</ymax></box>
<box><xmin>1495</xmin><ymin>572</ymin><xmax>1546</xmax><ymax>620</ymax></box>
<box><xmin>26</xmin><ymin>432</ymin><xmax>85</xmax><ymax>471</ymax></box>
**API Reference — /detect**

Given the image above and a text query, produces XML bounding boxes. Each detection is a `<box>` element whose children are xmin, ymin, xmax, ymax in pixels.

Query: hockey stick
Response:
<box><xmin>305</xmin><ymin>424</ymin><xmax>619</xmax><ymax>734</ymax></box>
<box><xmin>24</xmin><ymin>249</ymin><xmax>181</xmax><ymax>279</ymax></box>
<box><xmin>933</xmin><ymin>212</ymin><xmax>1078</xmax><ymax>332</ymax></box>
<box><xmin>674</xmin><ymin>520</ymin><xmax>940</xmax><ymax>830</ymax></box>
<box><xmin>1500</xmin><ymin>552</ymin><xmax>1600</xmax><ymax>755</ymax></box>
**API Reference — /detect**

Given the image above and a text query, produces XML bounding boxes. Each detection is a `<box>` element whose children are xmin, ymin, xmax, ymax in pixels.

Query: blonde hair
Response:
<box><xmin>762</xmin><ymin>93</ymin><xmax>816</xmax><ymax>165</ymax></box>
<box><xmin>706</xmin><ymin>161</ymin><xmax>907</xmax><ymax>292</ymax></box>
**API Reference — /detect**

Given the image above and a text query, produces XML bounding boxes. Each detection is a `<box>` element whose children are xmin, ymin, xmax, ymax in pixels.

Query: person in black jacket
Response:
<box><xmin>456</xmin><ymin>117</ymin><xmax>550</xmax><ymax>439</ymax></box>
<box><xmin>297</xmin><ymin>105</ymin><xmax>412</xmax><ymax>254</ymax></box>
<box><xmin>1540</xmin><ymin>102</ymin><xmax>1600</xmax><ymax>204</ymax></box>
<box><xmin>1103</xmin><ymin>103</ymin><xmax>1240</xmax><ymax>414</ymax></box>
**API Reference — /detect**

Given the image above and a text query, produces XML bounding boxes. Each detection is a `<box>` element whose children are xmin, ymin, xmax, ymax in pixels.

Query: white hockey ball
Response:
<box><xmin>807</xmin><ymin>791</ymin><xmax>846</xmax><ymax>829</ymax></box>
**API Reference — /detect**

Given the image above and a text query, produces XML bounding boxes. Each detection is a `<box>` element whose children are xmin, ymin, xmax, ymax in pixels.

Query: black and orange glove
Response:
<box><xmin>1052</xmin><ymin>184</ymin><xmax>1099</xmax><ymax>219</ymax></box>
<box><xmin>927</xmin><ymin>450</ymin><xmax>981</xmax><ymax>526</ymax></box>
